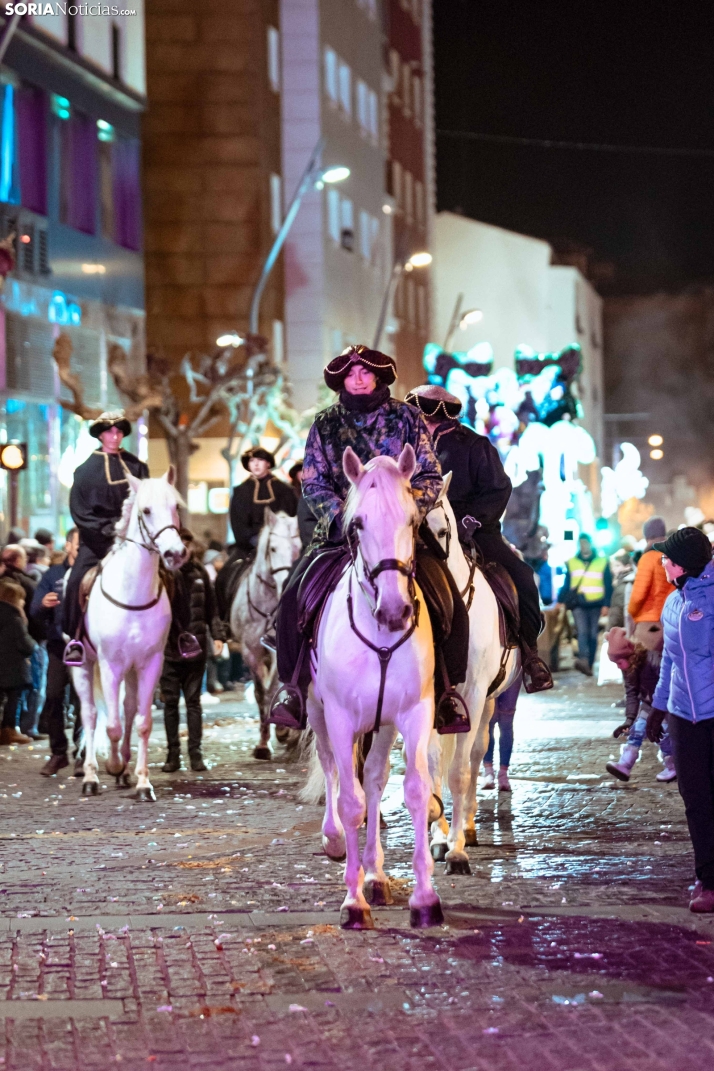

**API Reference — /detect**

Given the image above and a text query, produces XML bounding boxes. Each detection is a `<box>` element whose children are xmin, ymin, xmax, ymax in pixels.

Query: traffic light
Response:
<box><xmin>0</xmin><ymin>442</ymin><xmax>27</xmax><ymax>471</ymax></box>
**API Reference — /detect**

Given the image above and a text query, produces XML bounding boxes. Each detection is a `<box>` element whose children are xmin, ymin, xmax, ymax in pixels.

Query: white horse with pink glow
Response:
<box><xmin>303</xmin><ymin>445</ymin><xmax>444</xmax><ymax>929</ymax></box>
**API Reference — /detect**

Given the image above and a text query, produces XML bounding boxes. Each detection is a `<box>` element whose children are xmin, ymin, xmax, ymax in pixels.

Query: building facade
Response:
<box><xmin>382</xmin><ymin>0</ymin><xmax>434</xmax><ymax>393</ymax></box>
<box><xmin>0</xmin><ymin>9</ymin><xmax>146</xmax><ymax>540</ymax></box>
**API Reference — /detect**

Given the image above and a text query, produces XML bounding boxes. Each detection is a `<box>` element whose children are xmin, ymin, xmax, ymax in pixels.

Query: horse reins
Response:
<box><xmin>99</xmin><ymin>512</ymin><xmax>182</xmax><ymax>612</ymax></box>
<box><xmin>247</xmin><ymin>536</ymin><xmax>293</xmax><ymax>621</ymax></box>
<box><xmin>346</xmin><ymin>522</ymin><xmax>420</xmax><ymax>733</ymax></box>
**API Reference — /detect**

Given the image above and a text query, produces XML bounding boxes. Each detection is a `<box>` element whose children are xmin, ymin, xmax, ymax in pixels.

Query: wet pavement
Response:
<box><xmin>0</xmin><ymin>671</ymin><xmax>712</xmax><ymax>1069</ymax></box>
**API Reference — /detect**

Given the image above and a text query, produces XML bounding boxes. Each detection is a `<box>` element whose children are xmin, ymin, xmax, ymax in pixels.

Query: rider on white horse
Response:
<box><xmin>270</xmin><ymin>345</ymin><xmax>470</xmax><ymax>732</ymax></box>
<box><xmin>404</xmin><ymin>384</ymin><xmax>553</xmax><ymax>694</ymax></box>
<box><xmin>63</xmin><ymin>410</ymin><xmax>149</xmax><ymax>664</ymax></box>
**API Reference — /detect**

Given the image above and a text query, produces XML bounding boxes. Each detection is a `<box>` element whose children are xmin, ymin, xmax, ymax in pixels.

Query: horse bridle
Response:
<box><xmin>426</xmin><ymin>504</ymin><xmax>477</xmax><ymax>611</ymax></box>
<box><xmin>247</xmin><ymin>533</ymin><xmax>294</xmax><ymax>620</ymax></box>
<box><xmin>100</xmin><ymin>508</ymin><xmax>182</xmax><ymax>612</ymax></box>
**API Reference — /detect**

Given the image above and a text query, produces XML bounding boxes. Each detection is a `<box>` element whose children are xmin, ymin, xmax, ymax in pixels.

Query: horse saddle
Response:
<box><xmin>482</xmin><ymin>562</ymin><xmax>520</xmax><ymax>648</ymax></box>
<box><xmin>414</xmin><ymin>549</ymin><xmax>453</xmax><ymax>641</ymax></box>
<box><xmin>79</xmin><ymin>565</ymin><xmax>100</xmax><ymax>612</ymax></box>
<box><xmin>297</xmin><ymin>546</ymin><xmax>351</xmax><ymax>641</ymax></box>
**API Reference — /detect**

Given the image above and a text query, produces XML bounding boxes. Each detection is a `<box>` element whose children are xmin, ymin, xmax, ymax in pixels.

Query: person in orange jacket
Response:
<box><xmin>628</xmin><ymin>517</ymin><xmax>672</xmax><ymax>649</ymax></box>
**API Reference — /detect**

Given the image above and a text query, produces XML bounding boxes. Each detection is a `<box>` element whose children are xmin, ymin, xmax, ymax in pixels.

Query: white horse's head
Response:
<box><xmin>425</xmin><ymin>472</ymin><xmax>454</xmax><ymax>555</ymax></box>
<box><xmin>343</xmin><ymin>445</ymin><xmax>418</xmax><ymax>632</ymax></box>
<box><xmin>256</xmin><ymin>509</ymin><xmax>301</xmax><ymax>598</ymax></box>
<box><xmin>122</xmin><ymin>467</ymin><xmax>187</xmax><ymax>571</ymax></box>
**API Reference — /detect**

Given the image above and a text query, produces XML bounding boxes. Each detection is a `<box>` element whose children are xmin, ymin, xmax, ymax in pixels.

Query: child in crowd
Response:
<box><xmin>605</xmin><ymin>626</ymin><xmax>675</xmax><ymax>783</ymax></box>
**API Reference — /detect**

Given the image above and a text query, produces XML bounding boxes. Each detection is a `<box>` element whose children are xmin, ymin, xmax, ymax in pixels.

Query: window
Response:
<box><xmin>340</xmin><ymin>196</ymin><xmax>354</xmax><ymax>250</ymax></box>
<box><xmin>269</xmin><ymin>173</ymin><xmax>282</xmax><ymax>235</ymax></box>
<box><xmin>391</xmin><ymin>160</ymin><xmax>402</xmax><ymax>208</ymax></box>
<box><xmin>338</xmin><ymin>61</ymin><xmax>352</xmax><ymax>117</ymax></box>
<box><xmin>370</xmin><ymin>216</ymin><xmax>380</xmax><ymax>263</ymax></box>
<box><xmin>389</xmin><ymin>49</ymin><xmax>400</xmax><ymax>96</ymax></box>
<box><xmin>415</xmin><ymin>180</ymin><xmax>424</xmax><ymax>226</ymax></box>
<box><xmin>272</xmin><ymin>319</ymin><xmax>284</xmax><ymax>365</ymax></box>
<box><xmin>368</xmin><ymin>88</ymin><xmax>378</xmax><ymax>143</ymax></box>
<box><xmin>412</xmin><ymin>75</ymin><xmax>422</xmax><ymax>126</ymax></box>
<box><xmin>59</xmin><ymin>110</ymin><xmax>97</xmax><ymax>236</ymax></box>
<box><xmin>402</xmin><ymin>63</ymin><xmax>411</xmax><ymax>117</ymax></box>
<box><xmin>359</xmin><ymin>209</ymin><xmax>370</xmax><ymax>259</ymax></box>
<box><xmin>18</xmin><ymin>86</ymin><xmax>47</xmax><ymax>215</ymax></box>
<box><xmin>324</xmin><ymin>47</ymin><xmax>338</xmax><ymax>102</ymax></box>
<box><xmin>267</xmin><ymin>27</ymin><xmax>280</xmax><ymax>93</ymax></box>
<box><xmin>112</xmin><ymin>136</ymin><xmax>141</xmax><ymax>249</ymax></box>
<box><xmin>356</xmin><ymin>80</ymin><xmax>369</xmax><ymax>135</ymax></box>
<box><xmin>98</xmin><ymin>124</ymin><xmax>114</xmax><ymax>240</ymax></box>
<box><xmin>404</xmin><ymin>170</ymin><xmax>413</xmax><ymax>223</ymax></box>
<box><xmin>417</xmin><ymin>285</ymin><xmax>427</xmax><ymax>331</ymax></box>
<box><xmin>406</xmin><ymin>277</ymin><xmax>416</xmax><ymax>325</ymax></box>
<box><xmin>327</xmin><ymin>186</ymin><xmax>340</xmax><ymax>243</ymax></box>
<box><xmin>394</xmin><ymin>275</ymin><xmax>402</xmax><ymax>318</ymax></box>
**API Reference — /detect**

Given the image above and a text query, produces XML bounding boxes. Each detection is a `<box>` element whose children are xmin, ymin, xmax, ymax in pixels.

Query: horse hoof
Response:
<box><xmin>464</xmin><ymin>828</ymin><xmax>478</xmax><ymax>848</ymax></box>
<box><xmin>81</xmin><ymin>781</ymin><xmax>99</xmax><ymax>797</ymax></box>
<box><xmin>364</xmin><ymin>880</ymin><xmax>393</xmax><ymax>907</ymax></box>
<box><xmin>117</xmin><ymin>773</ymin><xmax>132</xmax><ymax>789</ymax></box>
<box><xmin>445</xmin><ymin>857</ymin><xmax>472</xmax><ymax>876</ymax></box>
<box><xmin>340</xmin><ymin>905</ymin><xmax>374</xmax><ymax>930</ymax></box>
<box><xmin>253</xmin><ymin>746</ymin><xmax>272</xmax><ymax>761</ymax></box>
<box><xmin>105</xmin><ymin>762</ymin><xmax>126</xmax><ymax>778</ymax></box>
<box><xmin>410</xmin><ymin>901</ymin><xmax>444</xmax><ymax>928</ymax></box>
<box><xmin>134</xmin><ymin>787</ymin><xmax>156</xmax><ymax>803</ymax></box>
<box><xmin>431</xmin><ymin>842</ymin><xmax>448</xmax><ymax>863</ymax></box>
<box><xmin>323</xmin><ymin>843</ymin><xmax>347</xmax><ymax>862</ymax></box>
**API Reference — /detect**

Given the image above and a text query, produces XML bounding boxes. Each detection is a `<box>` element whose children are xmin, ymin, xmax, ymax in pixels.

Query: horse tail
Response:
<box><xmin>299</xmin><ymin>729</ymin><xmax>328</xmax><ymax>805</ymax></box>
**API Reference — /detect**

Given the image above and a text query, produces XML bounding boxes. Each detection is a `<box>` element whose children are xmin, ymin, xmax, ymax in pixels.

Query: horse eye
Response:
<box><xmin>438</xmin><ymin>529</ymin><xmax>448</xmax><ymax>538</ymax></box>
<box><xmin>142</xmin><ymin>507</ymin><xmax>151</xmax><ymax>515</ymax></box>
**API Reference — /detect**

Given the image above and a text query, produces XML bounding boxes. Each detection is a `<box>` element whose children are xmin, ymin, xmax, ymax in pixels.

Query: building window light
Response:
<box><xmin>51</xmin><ymin>94</ymin><xmax>71</xmax><ymax>121</ymax></box>
<box><xmin>338</xmin><ymin>61</ymin><xmax>352</xmax><ymax>118</ymax></box>
<box><xmin>97</xmin><ymin>119</ymin><xmax>115</xmax><ymax>142</ymax></box>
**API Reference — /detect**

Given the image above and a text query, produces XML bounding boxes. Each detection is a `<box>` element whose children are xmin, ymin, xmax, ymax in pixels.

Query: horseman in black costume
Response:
<box><xmin>63</xmin><ymin>411</ymin><xmax>149</xmax><ymax>663</ymax></box>
<box><xmin>404</xmin><ymin>384</ymin><xmax>553</xmax><ymax>694</ymax></box>
<box><xmin>215</xmin><ymin>447</ymin><xmax>297</xmax><ymax>621</ymax></box>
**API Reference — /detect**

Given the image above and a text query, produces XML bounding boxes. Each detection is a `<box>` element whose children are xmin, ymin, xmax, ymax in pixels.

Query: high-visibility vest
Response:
<box><xmin>567</xmin><ymin>556</ymin><xmax>608</xmax><ymax>603</ymax></box>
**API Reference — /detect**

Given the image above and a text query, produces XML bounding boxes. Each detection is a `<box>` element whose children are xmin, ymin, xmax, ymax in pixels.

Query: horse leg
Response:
<box><xmin>331</xmin><ymin>720</ymin><xmax>372</xmax><ymax>929</ymax></box>
<box><xmin>428</xmin><ymin>729</ymin><xmax>450</xmax><ymax>862</ymax></box>
<box><xmin>445</xmin><ymin>728</ymin><xmax>478</xmax><ymax>874</ymax></box>
<box><xmin>465</xmin><ymin>694</ymin><xmax>494</xmax><ymax>847</ymax></box>
<box><xmin>308</xmin><ymin>698</ymin><xmax>346</xmax><ymax>861</ymax></box>
<box><xmin>117</xmin><ymin>669</ymin><xmax>138</xmax><ymax>788</ymax></box>
<box><xmin>71</xmin><ymin>664</ymin><xmax>99</xmax><ymax>796</ymax></box>
<box><xmin>252</xmin><ymin>669</ymin><xmax>271</xmax><ymax>761</ymax></box>
<box><xmin>362</xmin><ymin>725</ymin><xmax>397</xmax><ymax>906</ymax></box>
<box><xmin>98</xmin><ymin>659</ymin><xmax>124</xmax><ymax>778</ymax></box>
<box><xmin>402</xmin><ymin>700</ymin><xmax>443</xmax><ymax>927</ymax></box>
<box><xmin>133</xmin><ymin>652</ymin><xmax>163</xmax><ymax>802</ymax></box>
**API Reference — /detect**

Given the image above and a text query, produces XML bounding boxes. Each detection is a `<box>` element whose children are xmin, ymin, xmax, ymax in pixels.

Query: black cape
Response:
<box><xmin>229</xmin><ymin>475</ymin><xmax>297</xmax><ymax>555</ymax></box>
<box><xmin>70</xmin><ymin>449</ymin><xmax>149</xmax><ymax>557</ymax></box>
<box><xmin>432</xmin><ymin>421</ymin><xmax>512</xmax><ymax>536</ymax></box>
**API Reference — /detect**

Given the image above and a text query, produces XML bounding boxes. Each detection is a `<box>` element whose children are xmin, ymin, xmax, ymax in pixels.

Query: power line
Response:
<box><xmin>436</xmin><ymin>128</ymin><xmax>714</xmax><ymax>159</ymax></box>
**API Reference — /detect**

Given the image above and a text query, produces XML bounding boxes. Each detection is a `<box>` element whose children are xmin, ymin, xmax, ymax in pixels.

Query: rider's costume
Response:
<box><xmin>272</xmin><ymin>345</ymin><xmax>470</xmax><ymax>730</ymax></box>
<box><xmin>229</xmin><ymin>447</ymin><xmax>297</xmax><ymax>555</ymax></box>
<box><xmin>405</xmin><ymin>384</ymin><xmax>553</xmax><ymax>693</ymax></box>
<box><xmin>63</xmin><ymin>411</ymin><xmax>149</xmax><ymax>643</ymax></box>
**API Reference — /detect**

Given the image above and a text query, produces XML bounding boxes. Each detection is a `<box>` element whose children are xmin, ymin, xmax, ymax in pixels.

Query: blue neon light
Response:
<box><xmin>0</xmin><ymin>84</ymin><xmax>15</xmax><ymax>203</ymax></box>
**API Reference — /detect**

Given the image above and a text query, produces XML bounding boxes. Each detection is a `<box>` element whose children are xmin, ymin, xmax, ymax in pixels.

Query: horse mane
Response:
<box><xmin>113</xmin><ymin>480</ymin><xmax>186</xmax><ymax>543</ymax></box>
<box><xmin>343</xmin><ymin>456</ymin><xmax>417</xmax><ymax>530</ymax></box>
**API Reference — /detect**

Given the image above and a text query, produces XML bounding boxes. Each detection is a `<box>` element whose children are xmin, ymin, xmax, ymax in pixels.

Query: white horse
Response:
<box><xmin>304</xmin><ymin>445</ymin><xmax>443</xmax><ymax>930</ymax></box>
<box><xmin>425</xmin><ymin>479</ymin><xmax>520</xmax><ymax>871</ymax></box>
<box><xmin>71</xmin><ymin>469</ymin><xmax>187</xmax><ymax>801</ymax></box>
<box><xmin>230</xmin><ymin>510</ymin><xmax>301</xmax><ymax>760</ymax></box>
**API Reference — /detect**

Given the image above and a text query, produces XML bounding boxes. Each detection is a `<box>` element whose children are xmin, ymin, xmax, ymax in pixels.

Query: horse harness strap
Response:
<box><xmin>346</xmin><ymin>572</ymin><xmax>417</xmax><ymax>734</ymax></box>
<box><xmin>460</xmin><ymin>556</ymin><xmax>478</xmax><ymax>613</ymax></box>
<box><xmin>98</xmin><ymin>561</ymin><xmax>164</xmax><ymax>612</ymax></box>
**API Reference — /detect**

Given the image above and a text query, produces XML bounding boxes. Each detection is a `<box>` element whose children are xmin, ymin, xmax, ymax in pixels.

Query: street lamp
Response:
<box><xmin>249</xmin><ymin>138</ymin><xmax>350</xmax><ymax>335</ymax></box>
<box><xmin>0</xmin><ymin>440</ymin><xmax>27</xmax><ymax>530</ymax></box>
<box><xmin>373</xmin><ymin>251</ymin><xmax>432</xmax><ymax>350</ymax></box>
<box><xmin>648</xmin><ymin>434</ymin><xmax>663</xmax><ymax>447</ymax></box>
<box><xmin>459</xmin><ymin>308</ymin><xmax>483</xmax><ymax>329</ymax></box>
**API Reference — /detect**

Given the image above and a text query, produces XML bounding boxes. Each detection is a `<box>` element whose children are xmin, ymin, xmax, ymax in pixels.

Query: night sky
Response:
<box><xmin>433</xmin><ymin>1</ymin><xmax>714</xmax><ymax>296</ymax></box>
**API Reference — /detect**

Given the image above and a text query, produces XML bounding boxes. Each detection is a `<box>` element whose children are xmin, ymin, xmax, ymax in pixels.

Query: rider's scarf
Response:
<box><xmin>339</xmin><ymin>383</ymin><xmax>391</xmax><ymax>413</ymax></box>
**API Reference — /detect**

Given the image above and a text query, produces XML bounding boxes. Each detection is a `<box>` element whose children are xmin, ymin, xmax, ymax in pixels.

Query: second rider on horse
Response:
<box><xmin>271</xmin><ymin>344</ymin><xmax>470</xmax><ymax>732</ymax></box>
<box><xmin>63</xmin><ymin>411</ymin><xmax>149</xmax><ymax>664</ymax></box>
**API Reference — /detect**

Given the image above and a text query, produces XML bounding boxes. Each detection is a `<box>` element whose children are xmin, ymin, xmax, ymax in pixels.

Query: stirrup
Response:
<box><xmin>63</xmin><ymin>640</ymin><xmax>85</xmax><ymax>667</ymax></box>
<box><xmin>269</xmin><ymin>683</ymin><xmax>307</xmax><ymax>731</ymax></box>
<box><xmin>522</xmin><ymin>651</ymin><xmax>554</xmax><ymax>694</ymax></box>
<box><xmin>435</xmin><ymin>689</ymin><xmax>471</xmax><ymax>735</ymax></box>
<box><xmin>261</xmin><ymin>629</ymin><xmax>277</xmax><ymax>653</ymax></box>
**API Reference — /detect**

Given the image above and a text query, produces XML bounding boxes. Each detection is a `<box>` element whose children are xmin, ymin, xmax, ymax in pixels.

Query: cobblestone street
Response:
<box><xmin>1</xmin><ymin>672</ymin><xmax>713</xmax><ymax>1070</ymax></box>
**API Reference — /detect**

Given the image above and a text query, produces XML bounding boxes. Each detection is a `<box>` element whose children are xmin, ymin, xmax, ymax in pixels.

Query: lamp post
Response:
<box><xmin>248</xmin><ymin>137</ymin><xmax>350</xmax><ymax>336</ymax></box>
<box><xmin>0</xmin><ymin>441</ymin><xmax>27</xmax><ymax>531</ymax></box>
<box><xmin>372</xmin><ymin>250</ymin><xmax>432</xmax><ymax>351</ymax></box>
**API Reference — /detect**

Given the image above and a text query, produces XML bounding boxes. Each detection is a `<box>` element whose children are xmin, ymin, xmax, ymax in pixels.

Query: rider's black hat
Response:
<box><xmin>241</xmin><ymin>446</ymin><xmax>276</xmax><ymax>471</ymax></box>
<box><xmin>324</xmin><ymin>345</ymin><xmax>397</xmax><ymax>392</ymax></box>
<box><xmin>89</xmin><ymin>410</ymin><xmax>132</xmax><ymax>438</ymax></box>
<box><xmin>405</xmin><ymin>384</ymin><xmax>462</xmax><ymax>421</ymax></box>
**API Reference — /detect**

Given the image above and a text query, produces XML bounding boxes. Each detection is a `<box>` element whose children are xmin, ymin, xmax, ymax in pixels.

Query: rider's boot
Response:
<box><xmin>63</xmin><ymin>640</ymin><xmax>85</xmax><ymax>666</ymax></box>
<box><xmin>269</xmin><ymin>684</ymin><xmax>307</xmax><ymax>731</ymax></box>
<box><xmin>435</xmin><ymin>689</ymin><xmax>471</xmax><ymax>735</ymax></box>
<box><xmin>521</xmin><ymin>646</ymin><xmax>554</xmax><ymax>693</ymax></box>
<box><xmin>162</xmin><ymin>749</ymin><xmax>181</xmax><ymax>773</ymax></box>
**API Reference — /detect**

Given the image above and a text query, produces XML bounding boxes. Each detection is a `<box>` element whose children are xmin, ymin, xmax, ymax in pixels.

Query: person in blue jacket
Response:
<box><xmin>646</xmin><ymin>527</ymin><xmax>714</xmax><ymax>913</ymax></box>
